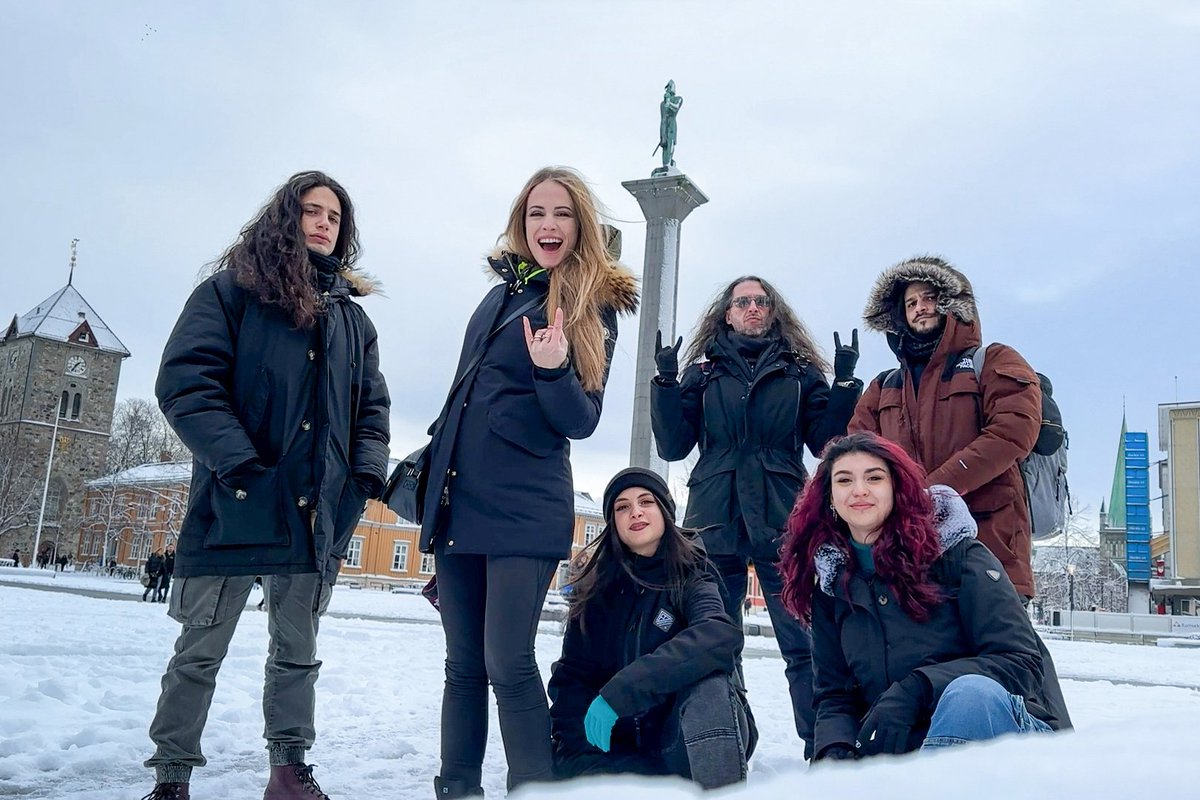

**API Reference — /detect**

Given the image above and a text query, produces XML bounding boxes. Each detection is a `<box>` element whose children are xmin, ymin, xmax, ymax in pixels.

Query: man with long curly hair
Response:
<box><xmin>141</xmin><ymin>172</ymin><xmax>390</xmax><ymax>800</ymax></box>
<box><xmin>650</xmin><ymin>275</ymin><xmax>861</xmax><ymax>760</ymax></box>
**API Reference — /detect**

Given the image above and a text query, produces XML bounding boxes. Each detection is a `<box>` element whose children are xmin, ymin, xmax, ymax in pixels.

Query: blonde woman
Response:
<box><xmin>419</xmin><ymin>167</ymin><xmax>638</xmax><ymax>797</ymax></box>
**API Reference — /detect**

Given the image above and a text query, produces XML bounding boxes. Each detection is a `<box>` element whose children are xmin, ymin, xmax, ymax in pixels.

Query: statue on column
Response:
<box><xmin>652</xmin><ymin>80</ymin><xmax>683</xmax><ymax>175</ymax></box>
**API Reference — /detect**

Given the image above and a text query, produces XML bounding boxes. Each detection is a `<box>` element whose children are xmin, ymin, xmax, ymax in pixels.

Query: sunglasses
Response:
<box><xmin>730</xmin><ymin>295</ymin><xmax>772</xmax><ymax>310</ymax></box>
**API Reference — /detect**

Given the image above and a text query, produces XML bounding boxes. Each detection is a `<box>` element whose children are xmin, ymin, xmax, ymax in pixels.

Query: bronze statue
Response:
<box><xmin>652</xmin><ymin>80</ymin><xmax>682</xmax><ymax>173</ymax></box>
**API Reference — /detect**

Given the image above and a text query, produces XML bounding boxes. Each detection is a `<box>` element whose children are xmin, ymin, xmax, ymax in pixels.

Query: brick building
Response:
<box><xmin>1</xmin><ymin>280</ymin><xmax>129</xmax><ymax>565</ymax></box>
<box><xmin>77</xmin><ymin>461</ymin><xmax>191</xmax><ymax>569</ymax></box>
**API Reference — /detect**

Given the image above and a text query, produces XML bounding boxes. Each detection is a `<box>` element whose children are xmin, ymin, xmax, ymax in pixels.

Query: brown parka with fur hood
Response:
<box><xmin>848</xmin><ymin>257</ymin><xmax>1041</xmax><ymax>596</ymax></box>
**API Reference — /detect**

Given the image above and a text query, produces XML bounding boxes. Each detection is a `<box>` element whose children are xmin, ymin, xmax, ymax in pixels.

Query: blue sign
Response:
<box><xmin>1124</xmin><ymin>431</ymin><xmax>1151</xmax><ymax>582</ymax></box>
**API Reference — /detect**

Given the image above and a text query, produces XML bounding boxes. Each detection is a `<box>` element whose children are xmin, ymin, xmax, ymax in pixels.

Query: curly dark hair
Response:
<box><xmin>214</xmin><ymin>171</ymin><xmax>361</xmax><ymax>328</ymax></box>
<box><xmin>779</xmin><ymin>432</ymin><xmax>944</xmax><ymax>625</ymax></box>
<box><xmin>683</xmin><ymin>275</ymin><xmax>829</xmax><ymax>373</ymax></box>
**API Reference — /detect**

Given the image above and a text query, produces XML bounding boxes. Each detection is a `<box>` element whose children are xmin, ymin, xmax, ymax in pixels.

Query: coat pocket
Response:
<box><xmin>204</xmin><ymin>466</ymin><xmax>290</xmax><ymax>548</ymax></box>
<box><xmin>487</xmin><ymin>403</ymin><xmax>561</xmax><ymax>457</ymax></box>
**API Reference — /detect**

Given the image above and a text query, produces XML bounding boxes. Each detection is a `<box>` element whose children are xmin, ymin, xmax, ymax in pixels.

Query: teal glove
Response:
<box><xmin>584</xmin><ymin>695</ymin><xmax>619</xmax><ymax>752</ymax></box>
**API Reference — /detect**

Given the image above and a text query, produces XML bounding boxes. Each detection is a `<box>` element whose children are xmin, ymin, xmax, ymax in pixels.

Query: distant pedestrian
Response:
<box><xmin>143</xmin><ymin>550</ymin><xmax>165</xmax><ymax>602</ymax></box>
<box><xmin>10</xmin><ymin>549</ymin><xmax>19</xmax><ymax>568</ymax></box>
<box><xmin>107</xmin><ymin>558</ymin><xmax>117</xmax><ymax>577</ymax></box>
<box><xmin>156</xmin><ymin>547</ymin><xmax>175</xmax><ymax>603</ymax></box>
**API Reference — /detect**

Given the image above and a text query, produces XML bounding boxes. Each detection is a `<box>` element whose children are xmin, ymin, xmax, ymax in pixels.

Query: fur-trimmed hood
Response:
<box><xmin>485</xmin><ymin>251</ymin><xmax>639</xmax><ymax>315</ymax></box>
<box><xmin>340</xmin><ymin>269</ymin><xmax>380</xmax><ymax>298</ymax></box>
<box><xmin>862</xmin><ymin>256</ymin><xmax>977</xmax><ymax>334</ymax></box>
<box><xmin>814</xmin><ymin>485</ymin><xmax>977</xmax><ymax>597</ymax></box>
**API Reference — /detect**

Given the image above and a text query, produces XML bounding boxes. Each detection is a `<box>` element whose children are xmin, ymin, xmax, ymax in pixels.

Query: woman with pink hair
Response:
<box><xmin>780</xmin><ymin>432</ymin><xmax>1071</xmax><ymax>762</ymax></box>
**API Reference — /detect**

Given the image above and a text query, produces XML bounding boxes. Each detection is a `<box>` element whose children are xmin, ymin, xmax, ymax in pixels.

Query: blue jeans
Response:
<box><xmin>922</xmin><ymin>675</ymin><xmax>1053</xmax><ymax>749</ymax></box>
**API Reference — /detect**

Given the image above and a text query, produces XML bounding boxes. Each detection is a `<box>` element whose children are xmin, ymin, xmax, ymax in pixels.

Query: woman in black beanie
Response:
<box><xmin>547</xmin><ymin>467</ymin><xmax>756</xmax><ymax>790</ymax></box>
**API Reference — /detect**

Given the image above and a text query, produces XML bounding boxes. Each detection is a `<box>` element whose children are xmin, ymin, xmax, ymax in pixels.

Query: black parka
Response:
<box><xmin>810</xmin><ymin>490</ymin><xmax>1072</xmax><ymax>758</ymax></box>
<box><xmin>156</xmin><ymin>269</ymin><xmax>390</xmax><ymax>583</ymax></box>
<box><xmin>651</xmin><ymin>335</ymin><xmax>861</xmax><ymax>560</ymax></box>
<box><xmin>548</xmin><ymin>547</ymin><xmax>744</xmax><ymax>771</ymax></box>
<box><xmin>419</xmin><ymin>255</ymin><xmax>638</xmax><ymax>558</ymax></box>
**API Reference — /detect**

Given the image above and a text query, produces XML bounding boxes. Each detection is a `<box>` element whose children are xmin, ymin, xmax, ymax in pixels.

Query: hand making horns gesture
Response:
<box><xmin>523</xmin><ymin>307</ymin><xmax>570</xmax><ymax>370</ymax></box>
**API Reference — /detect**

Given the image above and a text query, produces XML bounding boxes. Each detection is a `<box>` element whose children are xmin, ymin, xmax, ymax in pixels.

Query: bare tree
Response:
<box><xmin>0</xmin><ymin>428</ymin><xmax>40</xmax><ymax>551</ymax></box>
<box><xmin>106</xmin><ymin>398</ymin><xmax>189</xmax><ymax>472</ymax></box>
<box><xmin>1033</xmin><ymin>501</ymin><xmax>1129</xmax><ymax>618</ymax></box>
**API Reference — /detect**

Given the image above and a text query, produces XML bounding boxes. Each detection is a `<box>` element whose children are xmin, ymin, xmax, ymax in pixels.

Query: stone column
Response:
<box><xmin>622</xmin><ymin>168</ymin><xmax>708</xmax><ymax>475</ymax></box>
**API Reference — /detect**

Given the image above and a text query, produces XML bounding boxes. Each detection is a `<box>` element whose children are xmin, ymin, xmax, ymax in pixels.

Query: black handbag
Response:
<box><xmin>382</xmin><ymin>294</ymin><xmax>541</xmax><ymax>523</ymax></box>
<box><xmin>384</xmin><ymin>445</ymin><xmax>430</xmax><ymax>524</ymax></box>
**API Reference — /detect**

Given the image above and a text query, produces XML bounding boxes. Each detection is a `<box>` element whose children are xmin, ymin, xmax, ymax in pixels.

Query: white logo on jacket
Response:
<box><xmin>653</xmin><ymin>608</ymin><xmax>675</xmax><ymax>632</ymax></box>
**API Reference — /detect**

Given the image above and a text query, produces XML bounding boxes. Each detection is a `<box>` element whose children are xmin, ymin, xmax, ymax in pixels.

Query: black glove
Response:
<box><xmin>654</xmin><ymin>330</ymin><xmax>682</xmax><ymax>382</ymax></box>
<box><xmin>856</xmin><ymin>674</ymin><xmax>929</xmax><ymax>756</ymax></box>
<box><xmin>833</xmin><ymin>329</ymin><xmax>859</xmax><ymax>382</ymax></box>
<box><xmin>813</xmin><ymin>743</ymin><xmax>858</xmax><ymax>763</ymax></box>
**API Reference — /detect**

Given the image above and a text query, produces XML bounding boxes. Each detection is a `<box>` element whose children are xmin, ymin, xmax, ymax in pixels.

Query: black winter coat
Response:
<box><xmin>811</xmin><ymin>507</ymin><xmax>1071</xmax><ymax>758</ymax></box>
<box><xmin>651</xmin><ymin>334</ymin><xmax>861</xmax><ymax>560</ymax></box>
<box><xmin>144</xmin><ymin>553</ymin><xmax>164</xmax><ymax>577</ymax></box>
<box><xmin>157</xmin><ymin>269</ymin><xmax>391</xmax><ymax>583</ymax></box>
<box><xmin>419</xmin><ymin>255</ymin><xmax>638</xmax><ymax>558</ymax></box>
<box><xmin>548</xmin><ymin>547</ymin><xmax>743</xmax><ymax>770</ymax></box>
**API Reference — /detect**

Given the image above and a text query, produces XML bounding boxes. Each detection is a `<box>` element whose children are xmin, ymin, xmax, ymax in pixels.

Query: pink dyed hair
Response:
<box><xmin>780</xmin><ymin>432</ymin><xmax>945</xmax><ymax>624</ymax></box>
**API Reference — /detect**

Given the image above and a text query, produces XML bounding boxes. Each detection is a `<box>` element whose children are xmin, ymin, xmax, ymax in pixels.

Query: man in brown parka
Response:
<box><xmin>848</xmin><ymin>256</ymin><xmax>1041</xmax><ymax>597</ymax></box>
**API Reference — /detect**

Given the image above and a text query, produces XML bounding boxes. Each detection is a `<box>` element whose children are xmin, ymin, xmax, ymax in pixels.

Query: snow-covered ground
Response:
<box><xmin>1</xmin><ymin>567</ymin><xmax>1197</xmax><ymax>799</ymax></box>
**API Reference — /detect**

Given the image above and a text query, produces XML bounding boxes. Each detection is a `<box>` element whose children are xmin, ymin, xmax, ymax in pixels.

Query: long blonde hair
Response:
<box><xmin>497</xmin><ymin>167</ymin><xmax>621</xmax><ymax>392</ymax></box>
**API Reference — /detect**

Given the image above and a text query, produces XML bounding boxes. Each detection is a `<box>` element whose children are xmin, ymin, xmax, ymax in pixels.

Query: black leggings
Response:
<box><xmin>435</xmin><ymin>549</ymin><xmax>558</xmax><ymax>789</ymax></box>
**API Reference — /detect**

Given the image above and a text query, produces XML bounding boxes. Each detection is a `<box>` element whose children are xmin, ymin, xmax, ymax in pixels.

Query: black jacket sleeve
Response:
<box><xmin>350</xmin><ymin>314</ymin><xmax>391</xmax><ymax>491</ymax></box>
<box><xmin>650</xmin><ymin>362</ymin><xmax>706</xmax><ymax>461</ymax></box>
<box><xmin>800</xmin><ymin>366</ymin><xmax>862</xmax><ymax>459</ymax></box>
<box><xmin>155</xmin><ymin>276</ymin><xmax>259</xmax><ymax>480</ymax></box>
<box><xmin>532</xmin><ymin>308</ymin><xmax>617</xmax><ymax>440</ymax></box>
<box><xmin>600</xmin><ymin>576</ymin><xmax>742</xmax><ymax>717</ymax></box>
<box><xmin>811</xmin><ymin>589</ymin><xmax>863</xmax><ymax>756</ymax></box>
<box><xmin>913</xmin><ymin>540</ymin><xmax>1044</xmax><ymax>703</ymax></box>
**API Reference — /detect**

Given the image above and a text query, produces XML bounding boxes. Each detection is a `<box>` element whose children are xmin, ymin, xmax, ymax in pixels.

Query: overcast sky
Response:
<box><xmin>3</xmin><ymin>1</ymin><xmax>1197</xmax><ymax>528</ymax></box>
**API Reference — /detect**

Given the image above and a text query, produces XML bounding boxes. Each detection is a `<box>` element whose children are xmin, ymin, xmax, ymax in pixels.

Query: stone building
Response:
<box><xmin>0</xmin><ymin>280</ymin><xmax>129</xmax><ymax>564</ymax></box>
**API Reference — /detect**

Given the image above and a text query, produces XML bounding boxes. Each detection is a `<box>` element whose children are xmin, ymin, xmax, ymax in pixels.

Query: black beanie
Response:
<box><xmin>602</xmin><ymin>467</ymin><xmax>676</xmax><ymax>524</ymax></box>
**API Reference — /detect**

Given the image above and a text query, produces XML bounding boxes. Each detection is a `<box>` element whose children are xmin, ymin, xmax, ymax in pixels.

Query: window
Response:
<box><xmin>420</xmin><ymin>553</ymin><xmax>435</xmax><ymax>575</ymax></box>
<box><xmin>345</xmin><ymin>537</ymin><xmax>363</xmax><ymax>568</ymax></box>
<box><xmin>58</xmin><ymin>391</ymin><xmax>69</xmax><ymax>419</ymax></box>
<box><xmin>392</xmin><ymin>541</ymin><xmax>410</xmax><ymax>573</ymax></box>
<box><xmin>133</xmin><ymin>533</ymin><xmax>151</xmax><ymax>561</ymax></box>
<box><xmin>44</xmin><ymin>483</ymin><xmax>62</xmax><ymax>521</ymax></box>
<box><xmin>70</xmin><ymin>392</ymin><xmax>82</xmax><ymax>420</ymax></box>
<box><xmin>584</xmin><ymin>522</ymin><xmax>599</xmax><ymax>545</ymax></box>
<box><xmin>137</xmin><ymin>494</ymin><xmax>153</xmax><ymax>520</ymax></box>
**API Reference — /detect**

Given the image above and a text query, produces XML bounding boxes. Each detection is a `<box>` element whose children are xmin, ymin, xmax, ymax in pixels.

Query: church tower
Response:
<box><xmin>0</xmin><ymin>244</ymin><xmax>129</xmax><ymax>563</ymax></box>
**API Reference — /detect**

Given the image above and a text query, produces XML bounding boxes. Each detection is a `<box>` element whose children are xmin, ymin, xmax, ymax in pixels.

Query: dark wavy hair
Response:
<box><xmin>567</xmin><ymin>496</ymin><xmax>706</xmax><ymax>630</ymax></box>
<box><xmin>683</xmin><ymin>275</ymin><xmax>829</xmax><ymax>373</ymax></box>
<box><xmin>214</xmin><ymin>171</ymin><xmax>361</xmax><ymax>329</ymax></box>
<box><xmin>779</xmin><ymin>432</ymin><xmax>944</xmax><ymax>625</ymax></box>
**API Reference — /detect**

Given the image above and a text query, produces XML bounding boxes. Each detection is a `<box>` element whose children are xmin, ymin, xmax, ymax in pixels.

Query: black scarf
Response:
<box><xmin>898</xmin><ymin>326</ymin><xmax>942</xmax><ymax>365</ymax></box>
<box><xmin>309</xmin><ymin>250</ymin><xmax>342</xmax><ymax>294</ymax></box>
<box><xmin>715</xmin><ymin>327</ymin><xmax>779</xmax><ymax>381</ymax></box>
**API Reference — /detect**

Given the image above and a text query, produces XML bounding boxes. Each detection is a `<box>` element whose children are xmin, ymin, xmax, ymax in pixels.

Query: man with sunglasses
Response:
<box><xmin>650</xmin><ymin>276</ymin><xmax>861</xmax><ymax>761</ymax></box>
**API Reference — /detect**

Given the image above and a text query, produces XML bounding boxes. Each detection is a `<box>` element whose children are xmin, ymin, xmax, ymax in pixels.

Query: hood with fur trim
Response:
<box><xmin>814</xmin><ymin>485</ymin><xmax>977</xmax><ymax>597</ymax></box>
<box><xmin>862</xmin><ymin>256</ymin><xmax>978</xmax><ymax>334</ymax></box>
<box><xmin>486</xmin><ymin>251</ymin><xmax>639</xmax><ymax>316</ymax></box>
<box><xmin>340</xmin><ymin>269</ymin><xmax>380</xmax><ymax>298</ymax></box>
